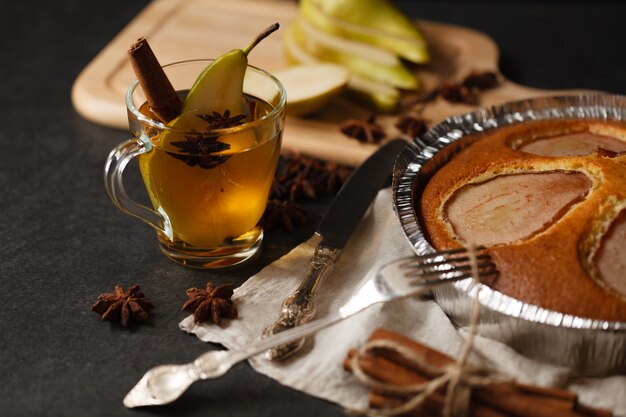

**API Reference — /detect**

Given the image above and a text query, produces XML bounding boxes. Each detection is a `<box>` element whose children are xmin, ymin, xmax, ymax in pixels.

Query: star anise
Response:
<box><xmin>167</xmin><ymin>130</ymin><xmax>231</xmax><ymax>169</ymax></box>
<box><xmin>340</xmin><ymin>114</ymin><xmax>386</xmax><ymax>143</ymax></box>
<box><xmin>276</xmin><ymin>153</ymin><xmax>323</xmax><ymax>201</ymax></box>
<box><xmin>196</xmin><ymin>110</ymin><xmax>247</xmax><ymax>129</ymax></box>
<box><xmin>399</xmin><ymin>70</ymin><xmax>500</xmax><ymax>110</ymax></box>
<box><xmin>263</xmin><ymin>199</ymin><xmax>307</xmax><ymax>232</ymax></box>
<box><xmin>91</xmin><ymin>284</ymin><xmax>154</xmax><ymax>328</ymax></box>
<box><xmin>288</xmin><ymin>173</ymin><xmax>319</xmax><ymax>201</ymax></box>
<box><xmin>166</xmin><ymin>109</ymin><xmax>248</xmax><ymax>169</ymax></box>
<box><xmin>320</xmin><ymin>161</ymin><xmax>353</xmax><ymax>194</ymax></box>
<box><xmin>270</xmin><ymin>151</ymin><xmax>354</xmax><ymax>204</ymax></box>
<box><xmin>395</xmin><ymin>111</ymin><xmax>429</xmax><ymax>138</ymax></box>
<box><xmin>182</xmin><ymin>282</ymin><xmax>238</xmax><ymax>325</ymax></box>
<box><xmin>438</xmin><ymin>81</ymin><xmax>478</xmax><ymax>104</ymax></box>
<box><xmin>269</xmin><ymin>176</ymin><xmax>290</xmax><ymax>200</ymax></box>
<box><xmin>461</xmin><ymin>70</ymin><xmax>499</xmax><ymax>91</ymax></box>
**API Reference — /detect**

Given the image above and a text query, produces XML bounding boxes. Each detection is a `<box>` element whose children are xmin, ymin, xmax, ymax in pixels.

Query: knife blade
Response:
<box><xmin>261</xmin><ymin>139</ymin><xmax>407</xmax><ymax>360</ymax></box>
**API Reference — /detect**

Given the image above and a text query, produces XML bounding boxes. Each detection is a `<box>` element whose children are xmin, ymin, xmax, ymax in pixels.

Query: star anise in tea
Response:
<box><xmin>167</xmin><ymin>109</ymin><xmax>250</xmax><ymax>169</ymax></box>
<box><xmin>167</xmin><ymin>130</ymin><xmax>231</xmax><ymax>169</ymax></box>
<box><xmin>264</xmin><ymin>199</ymin><xmax>308</xmax><ymax>232</ymax></box>
<box><xmin>182</xmin><ymin>282</ymin><xmax>238</xmax><ymax>325</ymax></box>
<box><xmin>197</xmin><ymin>110</ymin><xmax>247</xmax><ymax>129</ymax></box>
<box><xmin>91</xmin><ymin>284</ymin><xmax>154</xmax><ymax>328</ymax></box>
<box><xmin>340</xmin><ymin>114</ymin><xmax>386</xmax><ymax>144</ymax></box>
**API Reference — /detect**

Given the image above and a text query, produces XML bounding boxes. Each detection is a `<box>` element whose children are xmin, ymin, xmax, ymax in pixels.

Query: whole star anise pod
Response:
<box><xmin>461</xmin><ymin>70</ymin><xmax>499</xmax><ymax>91</ymax></box>
<box><xmin>317</xmin><ymin>161</ymin><xmax>353</xmax><ymax>194</ymax></box>
<box><xmin>264</xmin><ymin>199</ymin><xmax>307</xmax><ymax>232</ymax></box>
<box><xmin>438</xmin><ymin>81</ymin><xmax>478</xmax><ymax>104</ymax></box>
<box><xmin>91</xmin><ymin>284</ymin><xmax>154</xmax><ymax>327</ymax></box>
<box><xmin>395</xmin><ymin>112</ymin><xmax>429</xmax><ymax>138</ymax></box>
<box><xmin>196</xmin><ymin>110</ymin><xmax>247</xmax><ymax>129</ymax></box>
<box><xmin>182</xmin><ymin>282</ymin><xmax>238</xmax><ymax>325</ymax></box>
<box><xmin>288</xmin><ymin>173</ymin><xmax>319</xmax><ymax>201</ymax></box>
<box><xmin>340</xmin><ymin>114</ymin><xmax>386</xmax><ymax>143</ymax></box>
<box><xmin>167</xmin><ymin>109</ymin><xmax>248</xmax><ymax>169</ymax></box>
<box><xmin>168</xmin><ymin>130</ymin><xmax>231</xmax><ymax>169</ymax></box>
<box><xmin>269</xmin><ymin>176</ymin><xmax>290</xmax><ymax>200</ymax></box>
<box><xmin>275</xmin><ymin>153</ymin><xmax>326</xmax><ymax>201</ymax></box>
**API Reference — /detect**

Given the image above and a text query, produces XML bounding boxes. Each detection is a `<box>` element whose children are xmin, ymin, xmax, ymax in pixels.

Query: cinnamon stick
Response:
<box><xmin>128</xmin><ymin>37</ymin><xmax>182</xmax><ymax>123</ymax></box>
<box><xmin>345</xmin><ymin>329</ymin><xmax>613</xmax><ymax>417</ymax></box>
<box><xmin>370</xmin><ymin>392</ymin><xmax>439</xmax><ymax>417</ymax></box>
<box><xmin>575</xmin><ymin>404</ymin><xmax>614</xmax><ymax>417</ymax></box>
<box><xmin>346</xmin><ymin>350</ymin><xmax>509</xmax><ymax>417</ymax></box>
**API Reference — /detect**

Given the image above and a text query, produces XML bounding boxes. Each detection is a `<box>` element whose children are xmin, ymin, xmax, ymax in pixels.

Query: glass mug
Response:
<box><xmin>104</xmin><ymin>60</ymin><xmax>286</xmax><ymax>268</ymax></box>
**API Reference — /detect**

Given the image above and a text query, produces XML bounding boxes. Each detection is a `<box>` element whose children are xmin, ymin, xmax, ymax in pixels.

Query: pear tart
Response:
<box><xmin>420</xmin><ymin>119</ymin><xmax>626</xmax><ymax>322</ymax></box>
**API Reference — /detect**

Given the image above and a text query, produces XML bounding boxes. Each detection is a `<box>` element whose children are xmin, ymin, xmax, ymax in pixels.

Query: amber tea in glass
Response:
<box><xmin>104</xmin><ymin>60</ymin><xmax>286</xmax><ymax>268</ymax></box>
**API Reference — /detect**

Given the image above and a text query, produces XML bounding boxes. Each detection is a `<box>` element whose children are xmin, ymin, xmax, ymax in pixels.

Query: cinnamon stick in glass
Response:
<box><xmin>128</xmin><ymin>37</ymin><xmax>182</xmax><ymax>123</ymax></box>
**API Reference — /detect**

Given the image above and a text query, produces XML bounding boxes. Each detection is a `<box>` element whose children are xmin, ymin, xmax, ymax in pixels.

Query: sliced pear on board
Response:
<box><xmin>272</xmin><ymin>64</ymin><xmax>349</xmax><ymax>116</ymax></box>
<box><xmin>283</xmin><ymin>23</ymin><xmax>399</xmax><ymax>112</ymax></box>
<box><xmin>293</xmin><ymin>18</ymin><xmax>418</xmax><ymax>90</ymax></box>
<box><xmin>300</xmin><ymin>0</ymin><xmax>429</xmax><ymax>64</ymax></box>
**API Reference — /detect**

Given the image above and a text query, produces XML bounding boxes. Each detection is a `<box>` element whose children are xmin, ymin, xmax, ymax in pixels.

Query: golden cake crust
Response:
<box><xmin>420</xmin><ymin>119</ymin><xmax>626</xmax><ymax>321</ymax></box>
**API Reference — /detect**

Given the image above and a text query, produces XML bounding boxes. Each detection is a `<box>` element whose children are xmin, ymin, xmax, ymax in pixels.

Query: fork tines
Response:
<box><xmin>399</xmin><ymin>247</ymin><xmax>498</xmax><ymax>286</ymax></box>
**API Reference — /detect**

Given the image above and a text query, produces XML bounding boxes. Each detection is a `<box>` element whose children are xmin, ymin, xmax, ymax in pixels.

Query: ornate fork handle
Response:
<box><xmin>262</xmin><ymin>243</ymin><xmax>342</xmax><ymax>360</ymax></box>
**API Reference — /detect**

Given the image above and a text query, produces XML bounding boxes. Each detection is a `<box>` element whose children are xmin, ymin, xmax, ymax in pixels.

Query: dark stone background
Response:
<box><xmin>1</xmin><ymin>1</ymin><xmax>625</xmax><ymax>416</ymax></box>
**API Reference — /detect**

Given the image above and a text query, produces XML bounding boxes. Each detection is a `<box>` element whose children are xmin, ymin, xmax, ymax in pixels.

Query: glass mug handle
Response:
<box><xmin>103</xmin><ymin>138</ymin><xmax>173</xmax><ymax>241</ymax></box>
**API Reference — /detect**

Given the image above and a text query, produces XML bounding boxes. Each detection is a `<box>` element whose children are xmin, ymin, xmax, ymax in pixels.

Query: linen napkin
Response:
<box><xmin>180</xmin><ymin>188</ymin><xmax>626</xmax><ymax>416</ymax></box>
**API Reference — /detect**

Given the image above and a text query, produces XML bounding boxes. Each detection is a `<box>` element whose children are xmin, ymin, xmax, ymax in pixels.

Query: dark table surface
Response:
<box><xmin>2</xmin><ymin>1</ymin><xmax>626</xmax><ymax>416</ymax></box>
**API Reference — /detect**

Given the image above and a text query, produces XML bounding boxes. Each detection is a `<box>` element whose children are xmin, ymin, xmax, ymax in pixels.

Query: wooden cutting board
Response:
<box><xmin>71</xmin><ymin>0</ymin><xmax>567</xmax><ymax>166</ymax></box>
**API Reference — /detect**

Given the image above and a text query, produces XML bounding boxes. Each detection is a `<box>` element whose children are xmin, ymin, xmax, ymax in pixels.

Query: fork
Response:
<box><xmin>123</xmin><ymin>248</ymin><xmax>497</xmax><ymax>408</ymax></box>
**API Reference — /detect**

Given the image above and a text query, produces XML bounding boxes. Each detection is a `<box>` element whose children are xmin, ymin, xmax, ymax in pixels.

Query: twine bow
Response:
<box><xmin>348</xmin><ymin>246</ymin><xmax>509</xmax><ymax>417</ymax></box>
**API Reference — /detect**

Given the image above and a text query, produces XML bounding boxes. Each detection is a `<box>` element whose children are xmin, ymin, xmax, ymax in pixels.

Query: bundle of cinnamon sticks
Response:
<box><xmin>344</xmin><ymin>329</ymin><xmax>612</xmax><ymax>417</ymax></box>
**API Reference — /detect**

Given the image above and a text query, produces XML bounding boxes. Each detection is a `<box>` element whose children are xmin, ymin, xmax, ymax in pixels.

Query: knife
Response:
<box><xmin>261</xmin><ymin>139</ymin><xmax>407</xmax><ymax>360</ymax></box>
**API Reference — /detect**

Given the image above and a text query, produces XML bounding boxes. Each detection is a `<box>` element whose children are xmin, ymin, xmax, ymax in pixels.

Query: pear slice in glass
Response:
<box><xmin>162</xmin><ymin>24</ymin><xmax>280</xmax><ymax>152</ymax></box>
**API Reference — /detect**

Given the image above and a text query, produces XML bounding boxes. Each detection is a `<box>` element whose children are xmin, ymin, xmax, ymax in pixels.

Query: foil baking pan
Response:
<box><xmin>392</xmin><ymin>94</ymin><xmax>626</xmax><ymax>376</ymax></box>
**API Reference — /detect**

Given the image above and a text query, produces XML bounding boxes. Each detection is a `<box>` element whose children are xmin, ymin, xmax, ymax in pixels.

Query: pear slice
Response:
<box><xmin>446</xmin><ymin>171</ymin><xmax>592</xmax><ymax>246</ymax></box>
<box><xmin>283</xmin><ymin>23</ymin><xmax>399</xmax><ymax>112</ymax></box>
<box><xmin>170</xmin><ymin>23</ymin><xmax>280</xmax><ymax>130</ymax></box>
<box><xmin>272</xmin><ymin>64</ymin><xmax>349</xmax><ymax>116</ymax></box>
<box><xmin>293</xmin><ymin>18</ymin><xmax>418</xmax><ymax>90</ymax></box>
<box><xmin>300</xmin><ymin>0</ymin><xmax>429</xmax><ymax>64</ymax></box>
<box><xmin>163</xmin><ymin>24</ymin><xmax>279</xmax><ymax>152</ymax></box>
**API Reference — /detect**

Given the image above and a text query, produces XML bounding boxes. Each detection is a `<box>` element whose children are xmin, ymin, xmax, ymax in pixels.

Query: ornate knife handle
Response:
<box><xmin>262</xmin><ymin>244</ymin><xmax>342</xmax><ymax>360</ymax></box>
